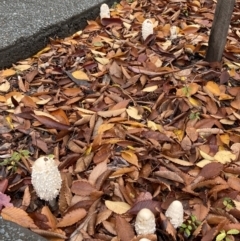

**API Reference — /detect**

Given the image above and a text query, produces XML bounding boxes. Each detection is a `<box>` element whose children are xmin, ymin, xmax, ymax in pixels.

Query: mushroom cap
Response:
<box><xmin>31</xmin><ymin>156</ymin><xmax>62</xmax><ymax>201</ymax></box>
<box><xmin>100</xmin><ymin>3</ymin><xmax>110</xmax><ymax>19</ymax></box>
<box><xmin>165</xmin><ymin>200</ymin><xmax>184</xmax><ymax>228</ymax></box>
<box><xmin>142</xmin><ymin>19</ymin><xmax>153</xmax><ymax>41</ymax></box>
<box><xmin>135</xmin><ymin>208</ymin><xmax>156</xmax><ymax>235</ymax></box>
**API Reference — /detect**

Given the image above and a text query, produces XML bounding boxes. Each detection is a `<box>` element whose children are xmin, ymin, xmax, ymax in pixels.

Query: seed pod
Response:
<box><xmin>142</xmin><ymin>19</ymin><xmax>153</xmax><ymax>41</ymax></box>
<box><xmin>100</xmin><ymin>3</ymin><xmax>110</xmax><ymax>19</ymax></box>
<box><xmin>165</xmin><ymin>200</ymin><xmax>184</xmax><ymax>228</ymax></box>
<box><xmin>135</xmin><ymin>208</ymin><xmax>156</xmax><ymax>235</ymax></box>
<box><xmin>31</xmin><ymin>156</ymin><xmax>62</xmax><ymax>201</ymax></box>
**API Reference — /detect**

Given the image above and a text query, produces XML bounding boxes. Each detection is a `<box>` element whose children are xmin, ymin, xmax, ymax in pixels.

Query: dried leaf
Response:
<box><xmin>116</xmin><ymin>215</ymin><xmax>135</xmax><ymax>241</ymax></box>
<box><xmin>214</xmin><ymin>150</ymin><xmax>236</xmax><ymax>164</ymax></box>
<box><xmin>98</xmin><ymin>108</ymin><xmax>126</xmax><ymax>118</ymax></box>
<box><xmin>57</xmin><ymin>208</ymin><xmax>87</xmax><ymax>227</ymax></box>
<box><xmin>161</xmin><ymin>155</ymin><xmax>193</xmax><ymax>166</ymax></box>
<box><xmin>33</xmin><ymin>115</ymin><xmax>70</xmax><ymax>130</ymax></box>
<box><xmin>1</xmin><ymin>207</ymin><xmax>37</xmax><ymax>228</ymax></box>
<box><xmin>121</xmin><ymin>150</ymin><xmax>139</xmax><ymax>167</ymax></box>
<box><xmin>126</xmin><ymin>106</ymin><xmax>142</xmax><ymax>120</ymax></box>
<box><xmin>72</xmin><ymin>70</ymin><xmax>89</xmax><ymax>80</ymax></box>
<box><xmin>105</xmin><ymin>200</ymin><xmax>131</xmax><ymax>214</ymax></box>
<box><xmin>71</xmin><ymin>180</ymin><xmax>96</xmax><ymax>196</ymax></box>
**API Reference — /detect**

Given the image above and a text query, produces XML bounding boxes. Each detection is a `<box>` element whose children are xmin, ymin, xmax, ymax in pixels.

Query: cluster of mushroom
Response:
<box><xmin>100</xmin><ymin>3</ymin><xmax>154</xmax><ymax>42</ymax></box>
<box><xmin>134</xmin><ymin>201</ymin><xmax>184</xmax><ymax>238</ymax></box>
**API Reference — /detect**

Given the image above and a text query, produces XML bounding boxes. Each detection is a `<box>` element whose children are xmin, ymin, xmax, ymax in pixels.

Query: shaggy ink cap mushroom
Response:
<box><xmin>31</xmin><ymin>156</ymin><xmax>62</xmax><ymax>202</ymax></box>
<box><xmin>135</xmin><ymin>208</ymin><xmax>156</xmax><ymax>235</ymax></box>
<box><xmin>142</xmin><ymin>19</ymin><xmax>153</xmax><ymax>41</ymax></box>
<box><xmin>100</xmin><ymin>3</ymin><xmax>110</xmax><ymax>19</ymax></box>
<box><xmin>165</xmin><ymin>200</ymin><xmax>184</xmax><ymax>228</ymax></box>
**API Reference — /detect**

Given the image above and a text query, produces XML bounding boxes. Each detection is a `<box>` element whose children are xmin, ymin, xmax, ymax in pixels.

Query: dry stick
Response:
<box><xmin>205</xmin><ymin>0</ymin><xmax>235</xmax><ymax>62</ymax></box>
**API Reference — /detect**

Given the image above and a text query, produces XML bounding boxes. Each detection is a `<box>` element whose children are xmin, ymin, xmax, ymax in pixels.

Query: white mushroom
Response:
<box><xmin>165</xmin><ymin>200</ymin><xmax>184</xmax><ymax>228</ymax></box>
<box><xmin>170</xmin><ymin>26</ymin><xmax>178</xmax><ymax>40</ymax></box>
<box><xmin>100</xmin><ymin>3</ymin><xmax>110</xmax><ymax>19</ymax></box>
<box><xmin>135</xmin><ymin>208</ymin><xmax>156</xmax><ymax>235</ymax></box>
<box><xmin>142</xmin><ymin>19</ymin><xmax>153</xmax><ymax>41</ymax></box>
<box><xmin>31</xmin><ymin>156</ymin><xmax>62</xmax><ymax>202</ymax></box>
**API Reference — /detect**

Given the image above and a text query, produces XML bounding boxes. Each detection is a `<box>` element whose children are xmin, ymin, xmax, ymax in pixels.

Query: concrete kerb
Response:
<box><xmin>0</xmin><ymin>0</ymin><xmax>117</xmax><ymax>68</ymax></box>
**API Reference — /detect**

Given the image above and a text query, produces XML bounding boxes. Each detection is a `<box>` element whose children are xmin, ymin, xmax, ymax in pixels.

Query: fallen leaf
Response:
<box><xmin>72</xmin><ymin>70</ymin><xmax>89</xmax><ymax>80</ymax></box>
<box><xmin>214</xmin><ymin>150</ymin><xmax>236</xmax><ymax>164</ymax></box>
<box><xmin>105</xmin><ymin>200</ymin><xmax>131</xmax><ymax>214</ymax></box>
<box><xmin>57</xmin><ymin>208</ymin><xmax>87</xmax><ymax>227</ymax></box>
<box><xmin>98</xmin><ymin>108</ymin><xmax>126</xmax><ymax>118</ymax></box>
<box><xmin>1</xmin><ymin>207</ymin><xmax>37</xmax><ymax>228</ymax></box>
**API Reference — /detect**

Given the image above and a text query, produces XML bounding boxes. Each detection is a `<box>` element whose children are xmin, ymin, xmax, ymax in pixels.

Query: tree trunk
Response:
<box><xmin>205</xmin><ymin>0</ymin><xmax>235</xmax><ymax>62</ymax></box>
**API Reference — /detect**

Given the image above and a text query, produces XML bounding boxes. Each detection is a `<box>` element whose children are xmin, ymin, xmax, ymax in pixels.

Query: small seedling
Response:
<box><xmin>179</xmin><ymin>215</ymin><xmax>201</xmax><ymax>238</ymax></box>
<box><xmin>0</xmin><ymin>150</ymin><xmax>30</xmax><ymax>172</ymax></box>
<box><xmin>216</xmin><ymin>229</ymin><xmax>239</xmax><ymax>241</ymax></box>
<box><xmin>182</xmin><ymin>86</ymin><xmax>192</xmax><ymax>97</ymax></box>
<box><xmin>189</xmin><ymin>111</ymin><xmax>200</xmax><ymax>120</ymax></box>
<box><xmin>223</xmin><ymin>197</ymin><xmax>234</xmax><ymax>211</ymax></box>
<box><xmin>111</xmin><ymin>2</ymin><xmax>118</xmax><ymax>9</ymax></box>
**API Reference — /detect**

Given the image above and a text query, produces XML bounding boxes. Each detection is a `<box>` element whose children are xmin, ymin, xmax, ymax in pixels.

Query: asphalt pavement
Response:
<box><xmin>0</xmin><ymin>0</ymin><xmax>116</xmax><ymax>68</ymax></box>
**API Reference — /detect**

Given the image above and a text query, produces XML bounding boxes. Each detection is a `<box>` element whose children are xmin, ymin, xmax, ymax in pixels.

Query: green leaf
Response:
<box><xmin>216</xmin><ymin>232</ymin><xmax>226</xmax><ymax>241</ymax></box>
<box><xmin>184</xmin><ymin>228</ymin><xmax>191</xmax><ymax>238</ymax></box>
<box><xmin>0</xmin><ymin>159</ymin><xmax>10</xmax><ymax>166</ymax></box>
<box><xmin>181</xmin><ymin>223</ymin><xmax>187</xmax><ymax>228</ymax></box>
<box><xmin>188</xmin><ymin>225</ymin><xmax>193</xmax><ymax>230</ymax></box>
<box><xmin>191</xmin><ymin>215</ymin><xmax>197</xmax><ymax>222</ymax></box>
<box><xmin>20</xmin><ymin>150</ymin><xmax>30</xmax><ymax>157</ymax></box>
<box><xmin>227</xmin><ymin>229</ymin><xmax>240</xmax><ymax>235</ymax></box>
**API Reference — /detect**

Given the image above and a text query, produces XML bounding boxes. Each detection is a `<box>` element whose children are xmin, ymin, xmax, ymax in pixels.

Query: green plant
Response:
<box><xmin>179</xmin><ymin>215</ymin><xmax>201</xmax><ymax>238</ymax></box>
<box><xmin>223</xmin><ymin>197</ymin><xmax>234</xmax><ymax>211</ymax></box>
<box><xmin>111</xmin><ymin>2</ymin><xmax>118</xmax><ymax>8</ymax></box>
<box><xmin>182</xmin><ymin>86</ymin><xmax>192</xmax><ymax>97</ymax></box>
<box><xmin>189</xmin><ymin>111</ymin><xmax>200</xmax><ymax>120</ymax></box>
<box><xmin>0</xmin><ymin>150</ymin><xmax>30</xmax><ymax>172</ymax></box>
<box><xmin>216</xmin><ymin>229</ymin><xmax>240</xmax><ymax>241</ymax></box>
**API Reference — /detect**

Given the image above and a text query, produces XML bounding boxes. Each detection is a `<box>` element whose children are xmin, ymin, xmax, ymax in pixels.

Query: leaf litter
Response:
<box><xmin>1</xmin><ymin>0</ymin><xmax>240</xmax><ymax>240</ymax></box>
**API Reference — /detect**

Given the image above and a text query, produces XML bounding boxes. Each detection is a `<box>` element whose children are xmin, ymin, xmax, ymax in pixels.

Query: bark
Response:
<box><xmin>205</xmin><ymin>0</ymin><xmax>235</xmax><ymax>62</ymax></box>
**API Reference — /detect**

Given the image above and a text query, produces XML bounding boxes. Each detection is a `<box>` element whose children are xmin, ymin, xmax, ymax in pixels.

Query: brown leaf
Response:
<box><xmin>98</xmin><ymin>108</ymin><xmax>126</xmax><ymax>118</ymax></box>
<box><xmin>101</xmin><ymin>17</ymin><xmax>123</xmax><ymax>26</ymax></box>
<box><xmin>22</xmin><ymin>186</ymin><xmax>31</xmax><ymax>208</ymax></box>
<box><xmin>96</xmin><ymin>209</ymin><xmax>112</xmax><ymax>226</ymax></box>
<box><xmin>116</xmin><ymin>215</ymin><xmax>135</xmax><ymax>241</ymax></box>
<box><xmin>1</xmin><ymin>207</ymin><xmax>38</xmax><ymax>228</ymax></box>
<box><xmin>88</xmin><ymin>160</ymin><xmax>107</xmax><ymax>185</ymax></box>
<box><xmin>227</xmin><ymin>176</ymin><xmax>240</xmax><ymax>192</ymax></box>
<box><xmin>41</xmin><ymin>206</ymin><xmax>58</xmax><ymax>229</ymax></box>
<box><xmin>141</xmin><ymin>130</ymin><xmax>173</xmax><ymax>143</ymax></box>
<box><xmin>127</xmin><ymin>200</ymin><xmax>161</xmax><ymax>215</ymax></box>
<box><xmin>121</xmin><ymin>150</ymin><xmax>139</xmax><ymax>167</ymax></box>
<box><xmin>57</xmin><ymin>208</ymin><xmax>87</xmax><ymax>227</ymax></box>
<box><xmin>154</xmin><ymin>170</ymin><xmax>184</xmax><ymax>183</ymax></box>
<box><xmin>75</xmin><ymin>153</ymin><xmax>94</xmax><ymax>173</ymax></box>
<box><xmin>71</xmin><ymin>180</ymin><xmax>96</xmax><ymax>196</ymax></box>
<box><xmin>198</xmin><ymin>162</ymin><xmax>223</xmax><ymax>179</ymax></box>
<box><xmin>33</xmin><ymin>115</ymin><xmax>70</xmax><ymax>130</ymax></box>
<box><xmin>181</xmin><ymin>135</ymin><xmax>192</xmax><ymax>151</ymax></box>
